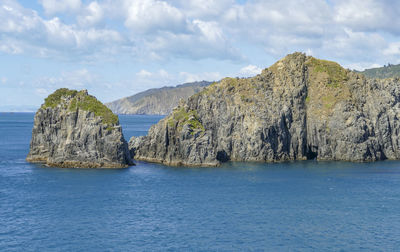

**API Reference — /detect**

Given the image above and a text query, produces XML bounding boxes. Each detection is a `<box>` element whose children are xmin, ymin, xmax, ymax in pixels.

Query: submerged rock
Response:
<box><xmin>27</xmin><ymin>88</ymin><xmax>133</xmax><ymax>168</ymax></box>
<box><xmin>130</xmin><ymin>53</ymin><xmax>400</xmax><ymax>166</ymax></box>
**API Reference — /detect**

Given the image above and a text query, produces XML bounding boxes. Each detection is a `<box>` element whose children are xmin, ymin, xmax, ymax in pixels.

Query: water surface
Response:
<box><xmin>1</xmin><ymin>113</ymin><xmax>399</xmax><ymax>251</ymax></box>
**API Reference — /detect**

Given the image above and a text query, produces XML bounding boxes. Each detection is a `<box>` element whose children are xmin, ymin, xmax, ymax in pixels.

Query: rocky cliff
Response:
<box><xmin>130</xmin><ymin>53</ymin><xmax>400</xmax><ymax>166</ymax></box>
<box><xmin>106</xmin><ymin>81</ymin><xmax>212</xmax><ymax>115</ymax></box>
<box><xmin>27</xmin><ymin>89</ymin><xmax>133</xmax><ymax>168</ymax></box>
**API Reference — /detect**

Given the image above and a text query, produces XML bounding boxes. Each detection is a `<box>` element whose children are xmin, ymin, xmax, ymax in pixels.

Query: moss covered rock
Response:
<box><xmin>42</xmin><ymin>88</ymin><xmax>118</xmax><ymax>125</ymax></box>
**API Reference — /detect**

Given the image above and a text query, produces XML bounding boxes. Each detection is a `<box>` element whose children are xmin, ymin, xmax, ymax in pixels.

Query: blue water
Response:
<box><xmin>1</xmin><ymin>113</ymin><xmax>400</xmax><ymax>251</ymax></box>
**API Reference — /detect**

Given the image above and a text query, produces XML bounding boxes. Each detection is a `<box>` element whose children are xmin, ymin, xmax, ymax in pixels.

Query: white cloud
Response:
<box><xmin>77</xmin><ymin>1</ymin><xmax>104</xmax><ymax>27</ymax></box>
<box><xmin>34</xmin><ymin>69</ymin><xmax>97</xmax><ymax>90</ymax></box>
<box><xmin>0</xmin><ymin>2</ymin><xmax>42</xmax><ymax>33</ymax></box>
<box><xmin>0</xmin><ymin>40</ymin><xmax>23</xmax><ymax>54</ymax></box>
<box><xmin>344</xmin><ymin>62</ymin><xmax>381</xmax><ymax>71</ymax></box>
<box><xmin>192</xmin><ymin>20</ymin><xmax>223</xmax><ymax>43</ymax></box>
<box><xmin>1</xmin><ymin>77</ymin><xmax>7</xmax><ymax>84</ymax></box>
<box><xmin>141</xmin><ymin>19</ymin><xmax>242</xmax><ymax>61</ymax></box>
<box><xmin>158</xmin><ymin>69</ymin><xmax>170</xmax><ymax>78</ymax></box>
<box><xmin>0</xmin><ymin>0</ymin><xmax>243</xmax><ymax>62</ymax></box>
<box><xmin>334</xmin><ymin>0</ymin><xmax>400</xmax><ymax>35</ymax></box>
<box><xmin>44</xmin><ymin>17</ymin><xmax>123</xmax><ymax>48</ymax></box>
<box><xmin>0</xmin><ymin>0</ymin><xmax>125</xmax><ymax>60</ymax></box>
<box><xmin>321</xmin><ymin>29</ymin><xmax>387</xmax><ymax>62</ymax></box>
<box><xmin>173</xmin><ymin>0</ymin><xmax>234</xmax><ymax>19</ymax></box>
<box><xmin>35</xmin><ymin>88</ymin><xmax>49</xmax><ymax>96</ymax></box>
<box><xmin>221</xmin><ymin>0</ymin><xmax>332</xmax><ymax>49</ymax></box>
<box><xmin>238</xmin><ymin>65</ymin><xmax>263</xmax><ymax>77</ymax></box>
<box><xmin>39</xmin><ymin>0</ymin><xmax>82</xmax><ymax>15</ymax></box>
<box><xmin>123</xmin><ymin>0</ymin><xmax>186</xmax><ymax>34</ymax></box>
<box><xmin>24</xmin><ymin>69</ymin><xmax>123</xmax><ymax>103</ymax></box>
<box><xmin>133</xmin><ymin>69</ymin><xmax>221</xmax><ymax>92</ymax></box>
<box><xmin>135</xmin><ymin>69</ymin><xmax>172</xmax><ymax>80</ymax></box>
<box><xmin>136</xmin><ymin>69</ymin><xmax>152</xmax><ymax>78</ymax></box>
<box><xmin>1</xmin><ymin>0</ymin><xmax>400</xmax><ymax>70</ymax></box>
<box><xmin>383</xmin><ymin>42</ymin><xmax>400</xmax><ymax>58</ymax></box>
<box><xmin>179</xmin><ymin>71</ymin><xmax>221</xmax><ymax>83</ymax></box>
<box><xmin>135</xmin><ymin>69</ymin><xmax>173</xmax><ymax>84</ymax></box>
<box><xmin>61</xmin><ymin>69</ymin><xmax>96</xmax><ymax>87</ymax></box>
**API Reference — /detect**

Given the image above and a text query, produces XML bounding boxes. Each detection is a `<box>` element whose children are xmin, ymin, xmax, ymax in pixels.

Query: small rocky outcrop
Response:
<box><xmin>130</xmin><ymin>53</ymin><xmax>400</xmax><ymax>166</ymax></box>
<box><xmin>27</xmin><ymin>88</ymin><xmax>133</xmax><ymax>168</ymax></box>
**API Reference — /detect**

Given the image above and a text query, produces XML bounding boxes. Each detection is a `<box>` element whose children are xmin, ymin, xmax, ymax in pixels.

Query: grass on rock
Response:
<box><xmin>42</xmin><ymin>88</ymin><xmax>118</xmax><ymax>125</ymax></box>
<box><xmin>167</xmin><ymin>107</ymin><xmax>204</xmax><ymax>134</ymax></box>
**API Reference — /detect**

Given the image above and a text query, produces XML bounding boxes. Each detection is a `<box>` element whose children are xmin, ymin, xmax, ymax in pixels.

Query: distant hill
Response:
<box><xmin>360</xmin><ymin>63</ymin><xmax>400</xmax><ymax>79</ymax></box>
<box><xmin>106</xmin><ymin>81</ymin><xmax>213</xmax><ymax>115</ymax></box>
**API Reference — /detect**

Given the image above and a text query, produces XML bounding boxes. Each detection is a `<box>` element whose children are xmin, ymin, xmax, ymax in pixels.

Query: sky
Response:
<box><xmin>1</xmin><ymin>0</ymin><xmax>400</xmax><ymax>111</ymax></box>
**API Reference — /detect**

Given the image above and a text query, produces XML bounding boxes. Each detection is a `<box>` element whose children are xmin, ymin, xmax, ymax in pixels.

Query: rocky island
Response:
<box><xmin>27</xmin><ymin>88</ymin><xmax>133</xmax><ymax>168</ymax></box>
<box><xmin>130</xmin><ymin>53</ymin><xmax>400</xmax><ymax>166</ymax></box>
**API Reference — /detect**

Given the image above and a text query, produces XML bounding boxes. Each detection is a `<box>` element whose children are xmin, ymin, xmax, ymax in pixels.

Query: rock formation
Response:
<box><xmin>106</xmin><ymin>81</ymin><xmax>212</xmax><ymax>115</ymax></box>
<box><xmin>27</xmin><ymin>89</ymin><xmax>133</xmax><ymax>168</ymax></box>
<box><xmin>130</xmin><ymin>53</ymin><xmax>400</xmax><ymax>166</ymax></box>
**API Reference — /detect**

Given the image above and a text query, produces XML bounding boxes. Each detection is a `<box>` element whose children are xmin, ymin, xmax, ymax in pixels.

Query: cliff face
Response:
<box><xmin>106</xmin><ymin>81</ymin><xmax>212</xmax><ymax>115</ymax></box>
<box><xmin>27</xmin><ymin>89</ymin><xmax>133</xmax><ymax>168</ymax></box>
<box><xmin>130</xmin><ymin>53</ymin><xmax>400</xmax><ymax>166</ymax></box>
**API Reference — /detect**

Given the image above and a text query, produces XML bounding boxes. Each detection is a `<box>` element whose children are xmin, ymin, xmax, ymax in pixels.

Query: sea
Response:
<box><xmin>1</xmin><ymin>112</ymin><xmax>400</xmax><ymax>251</ymax></box>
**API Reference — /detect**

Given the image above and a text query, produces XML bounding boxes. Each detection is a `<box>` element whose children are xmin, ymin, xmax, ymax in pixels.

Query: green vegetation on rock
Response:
<box><xmin>69</xmin><ymin>91</ymin><xmax>118</xmax><ymax>125</ymax></box>
<box><xmin>305</xmin><ymin>57</ymin><xmax>351</xmax><ymax>117</ymax></box>
<box><xmin>42</xmin><ymin>88</ymin><xmax>78</xmax><ymax>108</ymax></box>
<box><xmin>193</xmin><ymin>81</ymin><xmax>219</xmax><ymax>97</ymax></box>
<box><xmin>43</xmin><ymin>88</ymin><xmax>118</xmax><ymax>125</ymax></box>
<box><xmin>306</xmin><ymin>57</ymin><xmax>348</xmax><ymax>87</ymax></box>
<box><xmin>167</xmin><ymin>107</ymin><xmax>204</xmax><ymax>134</ymax></box>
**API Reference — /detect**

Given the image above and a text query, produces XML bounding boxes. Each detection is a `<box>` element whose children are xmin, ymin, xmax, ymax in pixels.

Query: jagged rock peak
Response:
<box><xmin>27</xmin><ymin>88</ymin><xmax>133</xmax><ymax>168</ymax></box>
<box><xmin>130</xmin><ymin>52</ymin><xmax>400</xmax><ymax>166</ymax></box>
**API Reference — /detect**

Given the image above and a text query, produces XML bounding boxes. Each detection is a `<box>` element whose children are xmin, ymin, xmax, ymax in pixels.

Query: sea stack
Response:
<box><xmin>130</xmin><ymin>52</ymin><xmax>400</xmax><ymax>166</ymax></box>
<box><xmin>27</xmin><ymin>88</ymin><xmax>133</xmax><ymax>168</ymax></box>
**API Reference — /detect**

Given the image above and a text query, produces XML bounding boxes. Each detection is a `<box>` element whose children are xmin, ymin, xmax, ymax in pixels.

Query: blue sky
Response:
<box><xmin>1</xmin><ymin>0</ymin><xmax>400</xmax><ymax>111</ymax></box>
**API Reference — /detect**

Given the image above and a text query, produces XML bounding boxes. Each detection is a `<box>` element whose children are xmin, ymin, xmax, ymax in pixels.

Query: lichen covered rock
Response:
<box><xmin>130</xmin><ymin>53</ymin><xmax>400</xmax><ymax>166</ymax></box>
<box><xmin>27</xmin><ymin>88</ymin><xmax>133</xmax><ymax>168</ymax></box>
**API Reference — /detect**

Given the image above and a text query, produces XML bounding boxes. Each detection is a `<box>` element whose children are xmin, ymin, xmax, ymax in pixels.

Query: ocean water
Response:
<box><xmin>1</xmin><ymin>113</ymin><xmax>400</xmax><ymax>251</ymax></box>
